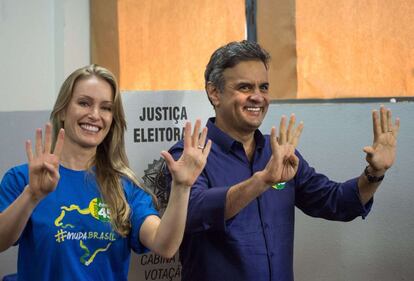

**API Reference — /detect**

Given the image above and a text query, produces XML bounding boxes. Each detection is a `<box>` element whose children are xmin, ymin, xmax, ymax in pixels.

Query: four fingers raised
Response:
<box><xmin>372</xmin><ymin>106</ymin><xmax>400</xmax><ymax>141</ymax></box>
<box><xmin>26</xmin><ymin>123</ymin><xmax>65</xmax><ymax>163</ymax></box>
<box><xmin>275</xmin><ymin>114</ymin><xmax>304</xmax><ymax>148</ymax></box>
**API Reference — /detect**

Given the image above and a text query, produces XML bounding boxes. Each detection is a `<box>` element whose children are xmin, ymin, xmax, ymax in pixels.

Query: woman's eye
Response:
<box><xmin>79</xmin><ymin>101</ymin><xmax>89</xmax><ymax>107</ymax></box>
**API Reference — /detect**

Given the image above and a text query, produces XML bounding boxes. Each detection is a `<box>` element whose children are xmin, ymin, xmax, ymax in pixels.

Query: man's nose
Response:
<box><xmin>249</xmin><ymin>88</ymin><xmax>265</xmax><ymax>101</ymax></box>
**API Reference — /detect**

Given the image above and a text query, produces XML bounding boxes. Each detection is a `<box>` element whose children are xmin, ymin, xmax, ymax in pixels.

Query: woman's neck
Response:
<box><xmin>59</xmin><ymin>144</ymin><xmax>96</xmax><ymax>171</ymax></box>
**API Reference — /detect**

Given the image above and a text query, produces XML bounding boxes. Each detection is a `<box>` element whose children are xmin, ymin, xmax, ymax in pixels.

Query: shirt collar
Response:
<box><xmin>206</xmin><ymin>117</ymin><xmax>265</xmax><ymax>152</ymax></box>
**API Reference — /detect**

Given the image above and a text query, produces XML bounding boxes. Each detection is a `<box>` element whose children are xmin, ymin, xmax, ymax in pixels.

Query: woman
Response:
<box><xmin>0</xmin><ymin>64</ymin><xmax>211</xmax><ymax>280</ymax></box>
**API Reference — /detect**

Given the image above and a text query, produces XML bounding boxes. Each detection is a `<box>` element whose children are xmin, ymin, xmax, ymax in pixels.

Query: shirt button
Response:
<box><xmin>263</xmin><ymin>223</ymin><xmax>269</xmax><ymax>229</ymax></box>
<box><xmin>270</xmin><ymin>252</ymin><xmax>274</xmax><ymax>257</ymax></box>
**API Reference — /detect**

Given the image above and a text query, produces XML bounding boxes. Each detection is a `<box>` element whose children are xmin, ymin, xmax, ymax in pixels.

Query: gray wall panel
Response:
<box><xmin>0</xmin><ymin>97</ymin><xmax>413</xmax><ymax>280</ymax></box>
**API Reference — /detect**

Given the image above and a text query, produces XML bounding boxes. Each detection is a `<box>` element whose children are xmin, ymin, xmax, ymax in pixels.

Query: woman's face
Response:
<box><xmin>61</xmin><ymin>76</ymin><xmax>114</xmax><ymax>151</ymax></box>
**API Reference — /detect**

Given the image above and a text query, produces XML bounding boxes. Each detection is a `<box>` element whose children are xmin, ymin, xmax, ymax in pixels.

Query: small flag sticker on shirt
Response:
<box><xmin>272</xmin><ymin>182</ymin><xmax>286</xmax><ymax>190</ymax></box>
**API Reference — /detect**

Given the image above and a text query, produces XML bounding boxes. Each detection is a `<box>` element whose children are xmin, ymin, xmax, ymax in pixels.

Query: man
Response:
<box><xmin>166</xmin><ymin>40</ymin><xmax>399</xmax><ymax>281</ymax></box>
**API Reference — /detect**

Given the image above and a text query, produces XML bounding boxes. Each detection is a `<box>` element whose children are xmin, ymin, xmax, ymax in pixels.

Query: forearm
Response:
<box><xmin>225</xmin><ymin>172</ymin><xmax>270</xmax><ymax>219</ymax></box>
<box><xmin>357</xmin><ymin>166</ymin><xmax>385</xmax><ymax>205</ymax></box>
<box><xmin>0</xmin><ymin>186</ymin><xmax>39</xmax><ymax>252</ymax></box>
<box><xmin>150</xmin><ymin>184</ymin><xmax>190</xmax><ymax>258</ymax></box>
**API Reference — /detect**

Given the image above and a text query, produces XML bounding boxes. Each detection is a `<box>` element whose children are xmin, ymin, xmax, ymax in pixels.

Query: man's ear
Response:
<box><xmin>206</xmin><ymin>82</ymin><xmax>220</xmax><ymax>107</ymax></box>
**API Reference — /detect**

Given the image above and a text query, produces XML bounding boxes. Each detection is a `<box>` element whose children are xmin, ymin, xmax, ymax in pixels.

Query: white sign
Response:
<box><xmin>123</xmin><ymin>91</ymin><xmax>214</xmax><ymax>281</ymax></box>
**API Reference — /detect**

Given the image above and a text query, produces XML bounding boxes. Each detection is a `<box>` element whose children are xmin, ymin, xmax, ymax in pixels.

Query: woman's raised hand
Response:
<box><xmin>161</xmin><ymin>120</ymin><xmax>211</xmax><ymax>188</ymax></box>
<box><xmin>26</xmin><ymin>123</ymin><xmax>64</xmax><ymax>201</ymax></box>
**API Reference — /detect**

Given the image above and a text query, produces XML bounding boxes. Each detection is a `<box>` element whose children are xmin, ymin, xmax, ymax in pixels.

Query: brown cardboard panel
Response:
<box><xmin>257</xmin><ymin>0</ymin><xmax>298</xmax><ymax>100</ymax></box>
<box><xmin>91</xmin><ymin>0</ymin><xmax>245</xmax><ymax>91</ymax></box>
<box><xmin>90</xmin><ymin>0</ymin><xmax>120</xmax><ymax>80</ymax></box>
<box><xmin>296</xmin><ymin>0</ymin><xmax>414</xmax><ymax>98</ymax></box>
<box><xmin>91</xmin><ymin>1</ymin><xmax>245</xmax><ymax>91</ymax></box>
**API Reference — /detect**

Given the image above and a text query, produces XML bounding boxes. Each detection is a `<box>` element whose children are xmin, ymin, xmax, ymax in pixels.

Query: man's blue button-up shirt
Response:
<box><xmin>167</xmin><ymin>118</ymin><xmax>372</xmax><ymax>281</ymax></box>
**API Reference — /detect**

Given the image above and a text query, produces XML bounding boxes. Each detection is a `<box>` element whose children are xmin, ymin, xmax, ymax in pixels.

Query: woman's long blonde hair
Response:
<box><xmin>50</xmin><ymin>64</ymin><xmax>155</xmax><ymax>237</ymax></box>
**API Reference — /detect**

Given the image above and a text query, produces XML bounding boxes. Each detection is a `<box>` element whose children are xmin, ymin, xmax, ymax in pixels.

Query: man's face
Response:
<box><xmin>210</xmin><ymin>60</ymin><xmax>269</xmax><ymax>137</ymax></box>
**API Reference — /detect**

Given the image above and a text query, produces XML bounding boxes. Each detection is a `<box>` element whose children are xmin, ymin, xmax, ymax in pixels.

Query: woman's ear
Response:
<box><xmin>59</xmin><ymin>111</ymin><xmax>66</xmax><ymax>122</ymax></box>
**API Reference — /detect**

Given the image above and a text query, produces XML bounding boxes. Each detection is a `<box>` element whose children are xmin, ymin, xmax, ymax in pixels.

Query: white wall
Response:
<box><xmin>0</xmin><ymin>0</ymin><xmax>89</xmax><ymax>112</ymax></box>
<box><xmin>265</xmin><ymin>102</ymin><xmax>414</xmax><ymax>281</ymax></box>
<box><xmin>0</xmin><ymin>0</ymin><xmax>89</xmax><ymax>276</ymax></box>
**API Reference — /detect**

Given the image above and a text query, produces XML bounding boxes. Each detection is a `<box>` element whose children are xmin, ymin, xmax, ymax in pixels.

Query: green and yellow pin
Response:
<box><xmin>272</xmin><ymin>182</ymin><xmax>286</xmax><ymax>190</ymax></box>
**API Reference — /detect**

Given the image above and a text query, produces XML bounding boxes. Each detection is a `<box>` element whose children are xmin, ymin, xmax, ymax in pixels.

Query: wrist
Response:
<box><xmin>366</xmin><ymin>165</ymin><xmax>386</xmax><ymax>176</ymax></box>
<box><xmin>364</xmin><ymin>165</ymin><xmax>385</xmax><ymax>183</ymax></box>
<box><xmin>253</xmin><ymin>171</ymin><xmax>276</xmax><ymax>191</ymax></box>
<box><xmin>170</xmin><ymin>182</ymin><xmax>192</xmax><ymax>193</ymax></box>
<box><xmin>23</xmin><ymin>186</ymin><xmax>43</xmax><ymax>206</ymax></box>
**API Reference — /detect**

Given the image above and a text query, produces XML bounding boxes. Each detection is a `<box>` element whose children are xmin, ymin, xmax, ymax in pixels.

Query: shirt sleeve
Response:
<box><xmin>124</xmin><ymin>180</ymin><xmax>160</xmax><ymax>254</ymax></box>
<box><xmin>0</xmin><ymin>164</ymin><xmax>29</xmax><ymax>246</ymax></box>
<box><xmin>165</xmin><ymin>143</ymin><xmax>229</xmax><ymax>234</ymax></box>
<box><xmin>0</xmin><ymin>164</ymin><xmax>28</xmax><ymax>213</ymax></box>
<box><xmin>294</xmin><ymin>151</ymin><xmax>372</xmax><ymax>221</ymax></box>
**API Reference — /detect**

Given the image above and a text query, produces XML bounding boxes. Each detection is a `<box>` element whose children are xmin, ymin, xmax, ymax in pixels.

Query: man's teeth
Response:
<box><xmin>246</xmin><ymin>107</ymin><xmax>261</xmax><ymax>112</ymax></box>
<box><xmin>81</xmin><ymin>124</ymin><xmax>99</xmax><ymax>132</ymax></box>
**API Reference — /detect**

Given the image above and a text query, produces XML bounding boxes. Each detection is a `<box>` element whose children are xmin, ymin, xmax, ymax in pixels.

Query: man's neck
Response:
<box><xmin>243</xmin><ymin>137</ymin><xmax>256</xmax><ymax>162</ymax></box>
<box><xmin>214</xmin><ymin>118</ymin><xmax>257</xmax><ymax>161</ymax></box>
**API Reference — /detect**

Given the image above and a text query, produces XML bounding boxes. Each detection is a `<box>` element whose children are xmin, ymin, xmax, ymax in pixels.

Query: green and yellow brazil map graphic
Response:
<box><xmin>54</xmin><ymin>198</ymin><xmax>116</xmax><ymax>266</ymax></box>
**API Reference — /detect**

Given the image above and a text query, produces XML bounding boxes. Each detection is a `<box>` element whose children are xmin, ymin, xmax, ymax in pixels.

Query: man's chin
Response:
<box><xmin>250</xmin><ymin>117</ymin><xmax>264</xmax><ymax>126</ymax></box>
<box><xmin>244</xmin><ymin>120</ymin><xmax>263</xmax><ymax>131</ymax></box>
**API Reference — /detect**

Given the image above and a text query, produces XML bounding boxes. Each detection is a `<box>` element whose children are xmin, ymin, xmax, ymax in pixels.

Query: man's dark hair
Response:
<box><xmin>204</xmin><ymin>40</ymin><xmax>271</xmax><ymax>97</ymax></box>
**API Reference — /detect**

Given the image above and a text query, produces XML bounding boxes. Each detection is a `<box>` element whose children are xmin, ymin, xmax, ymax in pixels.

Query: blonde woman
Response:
<box><xmin>0</xmin><ymin>64</ymin><xmax>211</xmax><ymax>281</ymax></box>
